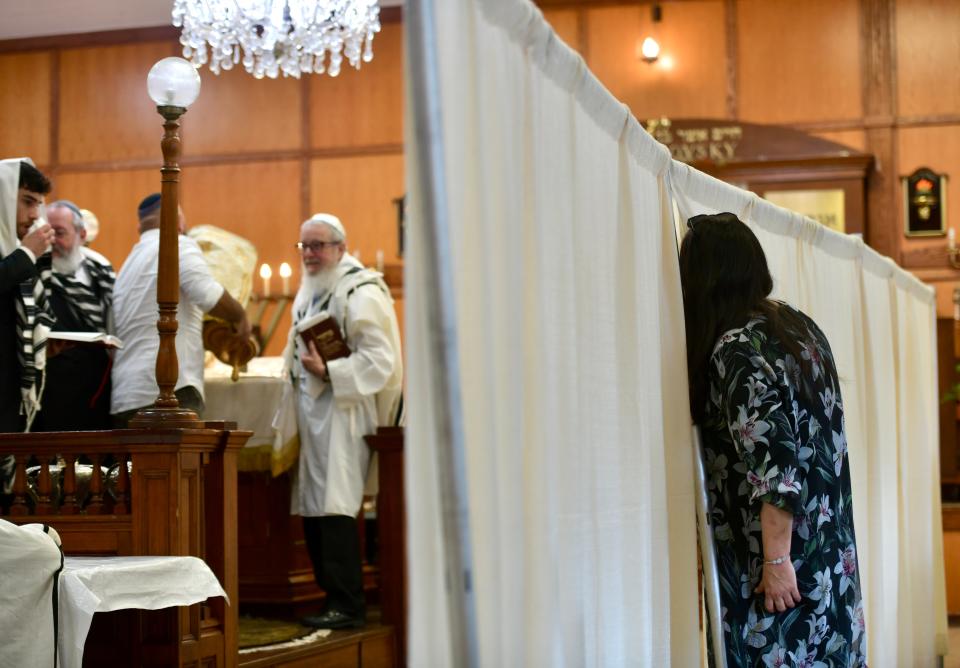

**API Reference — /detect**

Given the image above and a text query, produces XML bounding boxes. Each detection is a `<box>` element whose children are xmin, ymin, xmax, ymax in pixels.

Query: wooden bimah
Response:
<box><xmin>0</xmin><ymin>425</ymin><xmax>249</xmax><ymax>668</ymax></box>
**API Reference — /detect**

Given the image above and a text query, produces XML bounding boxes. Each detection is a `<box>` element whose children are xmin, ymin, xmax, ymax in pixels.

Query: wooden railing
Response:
<box><xmin>0</xmin><ymin>425</ymin><xmax>249</xmax><ymax>668</ymax></box>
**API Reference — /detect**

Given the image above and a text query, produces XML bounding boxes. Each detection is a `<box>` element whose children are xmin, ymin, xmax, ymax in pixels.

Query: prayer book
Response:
<box><xmin>48</xmin><ymin>331</ymin><xmax>124</xmax><ymax>349</ymax></box>
<box><xmin>296</xmin><ymin>311</ymin><xmax>350</xmax><ymax>362</ymax></box>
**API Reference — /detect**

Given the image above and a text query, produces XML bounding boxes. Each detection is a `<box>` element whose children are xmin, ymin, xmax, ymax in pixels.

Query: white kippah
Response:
<box><xmin>304</xmin><ymin>212</ymin><xmax>346</xmax><ymax>239</ymax></box>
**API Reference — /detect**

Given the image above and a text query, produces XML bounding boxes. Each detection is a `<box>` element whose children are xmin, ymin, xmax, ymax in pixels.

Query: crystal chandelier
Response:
<box><xmin>172</xmin><ymin>0</ymin><xmax>381</xmax><ymax>79</ymax></box>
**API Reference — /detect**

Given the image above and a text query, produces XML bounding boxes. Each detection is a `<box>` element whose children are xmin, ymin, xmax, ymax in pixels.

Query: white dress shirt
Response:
<box><xmin>110</xmin><ymin>229</ymin><xmax>224</xmax><ymax>414</ymax></box>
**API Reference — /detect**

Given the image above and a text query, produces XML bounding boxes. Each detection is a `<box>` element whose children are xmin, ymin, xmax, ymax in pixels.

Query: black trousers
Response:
<box><xmin>302</xmin><ymin>514</ymin><xmax>365</xmax><ymax>617</ymax></box>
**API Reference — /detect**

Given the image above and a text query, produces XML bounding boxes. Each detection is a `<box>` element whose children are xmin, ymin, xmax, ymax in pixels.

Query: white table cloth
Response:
<box><xmin>204</xmin><ymin>355</ymin><xmax>286</xmax><ymax>448</ymax></box>
<box><xmin>59</xmin><ymin>555</ymin><xmax>228</xmax><ymax>668</ymax></box>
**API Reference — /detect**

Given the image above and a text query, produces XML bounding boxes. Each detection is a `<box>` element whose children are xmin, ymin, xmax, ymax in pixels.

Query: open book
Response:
<box><xmin>47</xmin><ymin>331</ymin><xmax>124</xmax><ymax>349</ymax></box>
<box><xmin>296</xmin><ymin>311</ymin><xmax>350</xmax><ymax>362</ymax></box>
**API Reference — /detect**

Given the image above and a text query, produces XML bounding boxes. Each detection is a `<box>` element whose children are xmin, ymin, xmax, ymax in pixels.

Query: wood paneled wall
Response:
<box><xmin>2</xmin><ymin>2</ymin><xmax>959</xmax><ymax>319</ymax></box>
<box><xmin>542</xmin><ymin>0</ymin><xmax>960</xmax><ymax>314</ymax></box>
<box><xmin>0</xmin><ymin>22</ymin><xmax>404</xmax><ymax>355</ymax></box>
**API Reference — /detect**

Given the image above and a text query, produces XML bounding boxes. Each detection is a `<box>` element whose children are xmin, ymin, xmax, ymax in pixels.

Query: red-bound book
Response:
<box><xmin>296</xmin><ymin>311</ymin><xmax>350</xmax><ymax>362</ymax></box>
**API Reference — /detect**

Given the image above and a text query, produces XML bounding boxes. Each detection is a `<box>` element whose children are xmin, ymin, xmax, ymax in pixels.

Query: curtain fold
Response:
<box><xmin>407</xmin><ymin>0</ymin><xmax>947</xmax><ymax>665</ymax></box>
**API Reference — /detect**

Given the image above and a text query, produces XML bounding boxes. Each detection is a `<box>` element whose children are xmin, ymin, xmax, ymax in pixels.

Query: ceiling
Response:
<box><xmin>0</xmin><ymin>0</ymin><xmax>404</xmax><ymax>41</ymax></box>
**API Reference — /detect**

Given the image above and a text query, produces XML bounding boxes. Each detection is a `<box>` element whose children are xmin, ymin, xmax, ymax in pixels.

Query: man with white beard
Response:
<box><xmin>283</xmin><ymin>213</ymin><xmax>403</xmax><ymax>630</ymax></box>
<box><xmin>32</xmin><ymin>200</ymin><xmax>115</xmax><ymax>431</ymax></box>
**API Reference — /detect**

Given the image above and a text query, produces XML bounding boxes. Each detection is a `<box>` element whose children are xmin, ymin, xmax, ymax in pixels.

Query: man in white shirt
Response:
<box><xmin>110</xmin><ymin>193</ymin><xmax>250</xmax><ymax>426</ymax></box>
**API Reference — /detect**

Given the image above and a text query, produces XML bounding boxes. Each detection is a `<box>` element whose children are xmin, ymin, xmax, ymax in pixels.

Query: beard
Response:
<box><xmin>300</xmin><ymin>262</ymin><xmax>338</xmax><ymax>299</ymax></box>
<box><xmin>52</xmin><ymin>244</ymin><xmax>85</xmax><ymax>275</ymax></box>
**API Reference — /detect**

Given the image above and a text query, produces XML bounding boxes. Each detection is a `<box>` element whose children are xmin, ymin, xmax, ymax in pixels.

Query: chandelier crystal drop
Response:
<box><xmin>172</xmin><ymin>0</ymin><xmax>381</xmax><ymax>79</ymax></box>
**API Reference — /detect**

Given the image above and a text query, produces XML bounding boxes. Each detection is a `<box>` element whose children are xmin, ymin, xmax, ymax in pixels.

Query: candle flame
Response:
<box><xmin>259</xmin><ymin>263</ymin><xmax>272</xmax><ymax>279</ymax></box>
<box><xmin>279</xmin><ymin>262</ymin><xmax>292</xmax><ymax>278</ymax></box>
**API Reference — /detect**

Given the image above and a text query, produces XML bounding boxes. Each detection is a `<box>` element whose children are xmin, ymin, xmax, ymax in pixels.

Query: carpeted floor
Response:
<box><xmin>238</xmin><ymin>616</ymin><xmax>316</xmax><ymax>649</ymax></box>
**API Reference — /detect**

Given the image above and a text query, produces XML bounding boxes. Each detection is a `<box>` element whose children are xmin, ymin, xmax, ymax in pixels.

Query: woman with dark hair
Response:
<box><xmin>680</xmin><ymin>213</ymin><xmax>867</xmax><ymax>667</ymax></box>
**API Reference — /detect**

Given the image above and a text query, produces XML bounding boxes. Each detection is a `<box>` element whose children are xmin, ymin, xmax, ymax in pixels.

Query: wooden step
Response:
<box><xmin>238</xmin><ymin>623</ymin><xmax>396</xmax><ymax>668</ymax></box>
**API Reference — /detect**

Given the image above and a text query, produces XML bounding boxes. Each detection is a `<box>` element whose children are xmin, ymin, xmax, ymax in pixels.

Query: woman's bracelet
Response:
<box><xmin>764</xmin><ymin>554</ymin><xmax>790</xmax><ymax>566</ymax></box>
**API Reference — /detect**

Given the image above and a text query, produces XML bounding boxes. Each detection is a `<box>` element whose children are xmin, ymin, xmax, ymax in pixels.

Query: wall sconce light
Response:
<box><xmin>638</xmin><ymin>4</ymin><xmax>663</xmax><ymax>64</ymax></box>
<box><xmin>640</xmin><ymin>37</ymin><xmax>660</xmax><ymax>63</ymax></box>
<box><xmin>947</xmin><ymin>228</ymin><xmax>960</xmax><ymax>269</ymax></box>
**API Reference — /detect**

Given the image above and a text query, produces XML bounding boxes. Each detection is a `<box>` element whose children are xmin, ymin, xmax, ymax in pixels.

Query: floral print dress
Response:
<box><xmin>700</xmin><ymin>303</ymin><xmax>867</xmax><ymax>668</ymax></box>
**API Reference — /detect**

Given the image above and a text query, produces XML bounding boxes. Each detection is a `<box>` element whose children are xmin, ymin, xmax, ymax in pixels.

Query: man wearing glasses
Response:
<box><xmin>282</xmin><ymin>213</ymin><xmax>403</xmax><ymax>630</ymax></box>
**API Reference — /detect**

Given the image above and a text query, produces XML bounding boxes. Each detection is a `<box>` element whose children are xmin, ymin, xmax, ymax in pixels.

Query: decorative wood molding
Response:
<box><xmin>788</xmin><ymin>114</ymin><xmax>960</xmax><ymax>134</ymax></box>
<box><xmin>0</xmin><ymin>26</ymin><xmax>180</xmax><ymax>53</ymax></box>
<box><xmin>300</xmin><ymin>76</ymin><xmax>312</xmax><ymax>222</ymax></box>
<box><xmin>860</xmin><ymin>0</ymin><xmax>896</xmax><ymax>119</ymax></box>
<box><xmin>895</xmin><ymin>113</ymin><xmax>960</xmax><ymax>129</ymax></box>
<box><xmin>900</xmin><ymin>245</ymin><xmax>957</xmax><ymax>271</ymax></box>
<box><xmin>576</xmin><ymin>8</ymin><xmax>589</xmax><ymax>62</ymax></box>
<box><xmin>535</xmin><ymin>0</ymin><xmax>702</xmax><ymax>7</ymax></box>
<box><xmin>723</xmin><ymin>0</ymin><xmax>738</xmax><ymax>119</ymax></box>
<box><xmin>50</xmin><ymin>49</ymin><xmax>60</xmax><ymax>168</ymax></box>
<box><xmin>859</xmin><ymin>0</ymin><xmax>898</xmax><ymax>259</ymax></box>
<box><xmin>943</xmin><ymin>504</ymin><xmax>960</xmax><ymax>531</ymax></box>
<box><xmin>906</xmin><ymin>267</ymin><xmax>960</xmax><ymax>282</ymax></box>
<box><xmin>380</xmin><ymin>6</ymin><xmax>403</xmax><ymax>24</ymax></box>
<box><xmin>50</xmin><ymin>144</ymin><xmax>405</xmax><ymax>175</ymax></box>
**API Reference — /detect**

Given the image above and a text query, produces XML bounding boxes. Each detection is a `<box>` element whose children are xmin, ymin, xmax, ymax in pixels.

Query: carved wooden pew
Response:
<box><xmin>0</xmin><ymin>425</ymin><xmax>248</xmax><ymax>668</ymax></box>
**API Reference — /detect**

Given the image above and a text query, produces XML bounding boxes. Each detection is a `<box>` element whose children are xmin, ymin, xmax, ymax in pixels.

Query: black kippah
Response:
<box><xmin>138</xmin><ymin>193</ymin><xmax>161</xmax><ymax>218</ymax></box>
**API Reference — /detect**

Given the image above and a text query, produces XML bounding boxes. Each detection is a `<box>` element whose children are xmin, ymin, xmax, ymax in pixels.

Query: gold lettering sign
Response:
<box><xmin>645</xmin><ymin>117</ymin><xmax>742</xmax><ymax>165</ymax></box>
<box><xmin>763</xmin><ymin>189</ymin><xmax>846</xmax><ymax>233</ymax></box>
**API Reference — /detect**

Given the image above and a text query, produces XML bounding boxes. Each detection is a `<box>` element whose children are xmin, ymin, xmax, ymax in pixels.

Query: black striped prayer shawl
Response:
<box><xmin>14</xmin><ymin>253</ymin><xmax>55</xmax><ymax>430</ymax></box>
<box><xmin>47</xmin><ymin>256</ymin><xmax>115</xmax><ymax>333</ymax></box>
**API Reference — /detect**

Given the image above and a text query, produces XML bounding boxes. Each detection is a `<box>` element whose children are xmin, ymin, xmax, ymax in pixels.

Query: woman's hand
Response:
<box><xmin>301</xmin><ymin>340</ymin><xmax>328</xmax><ymax>379</ymax></box>
<box><xmin>755</xmin><ymin>561</ymin><xmax>801</xmax><ymax>613</ymax></box>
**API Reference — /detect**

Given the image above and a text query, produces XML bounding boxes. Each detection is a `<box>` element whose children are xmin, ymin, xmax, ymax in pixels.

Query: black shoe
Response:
<box><xmin>301</xmin><ymin>609</ymin><xmax>365</xmax><ymax>630</ymax></box>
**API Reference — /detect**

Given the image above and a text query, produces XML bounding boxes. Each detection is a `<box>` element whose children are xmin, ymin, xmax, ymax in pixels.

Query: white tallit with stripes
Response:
<box><xmin>0</xmin><ymin>158</ymin><xmax>55</xmax><ymax>431</ymax></box>
<box><xmin>47</xmin><ymin>252</ymin><xmax>115</xmax><ymax>333</ymax></box>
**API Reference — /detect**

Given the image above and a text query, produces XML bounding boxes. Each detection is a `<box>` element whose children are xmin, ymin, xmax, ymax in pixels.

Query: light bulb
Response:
<box><xmin>640</xmin><ymin>37</ymin><xmax>660</xmax><ymax>63</ymax></box>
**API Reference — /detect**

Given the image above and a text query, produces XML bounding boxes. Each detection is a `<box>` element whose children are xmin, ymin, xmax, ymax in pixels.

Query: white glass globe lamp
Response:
<box><xmin>147</xmin><ymin>57</ymin><xmax>202</xmax><ymax>108</ymax></box>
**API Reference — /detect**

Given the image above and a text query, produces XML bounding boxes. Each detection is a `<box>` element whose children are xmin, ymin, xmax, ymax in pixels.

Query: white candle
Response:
<box><xmin>259</xmin><ymin>263</ymin><xmax>272</xmax><ymax>297</ymax></box>
<box><xmin>949</xmin><ymin>228</ymin><xmax>956</xmax><ymax>251</ymax></box>
<box><xmin>279</xmin><ymin>262</ymin><xmax>292</xmax><ymax>295</ymax></box>
<box><xmin>376</xmin><ymin>249</ymin><xmax>384</xmax><ymax>273</ymax></box>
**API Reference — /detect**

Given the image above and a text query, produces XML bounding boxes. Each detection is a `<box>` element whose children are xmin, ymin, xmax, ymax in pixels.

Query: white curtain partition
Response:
<box><xmin>406</xmin><ymin>0</ymin><xmax>948</xmax><ymax>665</ymax></box>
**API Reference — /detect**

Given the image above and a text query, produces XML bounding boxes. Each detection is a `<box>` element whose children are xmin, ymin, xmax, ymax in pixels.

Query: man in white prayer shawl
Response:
<box><xmin>0</xmin><ymin>159</ymin><xmax>55</xmax><ymax>505</ymax></box>
<box><xmin>0</xmin><ymin>159</ymin><xmax>55</xmax><ymax>434</ymax></box>
<box><xmin>283</xmin><ymin>213</ymin><xmax>402</xmax><ymax>630</ymax></box>
<box><xmin>0</xmin><ymin>519</ymin><xmax>62</xmax><ymax>668</ymax></box>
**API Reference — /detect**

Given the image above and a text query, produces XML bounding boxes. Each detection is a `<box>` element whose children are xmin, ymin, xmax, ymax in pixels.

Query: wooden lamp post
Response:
<box><xmin>130</xmin><ymin>57</ymin><xmax>204</xmax><ymax>429</ymax></box>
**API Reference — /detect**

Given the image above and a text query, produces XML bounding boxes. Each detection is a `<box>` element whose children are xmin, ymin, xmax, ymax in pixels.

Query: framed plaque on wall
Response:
<box><xmin>902</xmin><ymin>167</ymin><xmax>948</xmax><ymax>237</ymax></box>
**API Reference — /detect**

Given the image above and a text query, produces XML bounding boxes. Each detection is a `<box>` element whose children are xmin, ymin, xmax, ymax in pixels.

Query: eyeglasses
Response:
<box><xmin>297</xmin><ymin>240</ymin><xmax>340</xmax><ymax>253</ymax></box>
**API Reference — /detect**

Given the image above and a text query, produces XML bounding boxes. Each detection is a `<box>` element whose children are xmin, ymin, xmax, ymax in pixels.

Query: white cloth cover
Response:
<box><xmin>58</xmin><ymin>555</ymin><xmax>227</xmax><ymax>668</ymax></box>
<box><xmin>669</xmin><ymin>162</ymin><xmax>948</xmax><ymax>666</ymax></box>
<box><xmin>408</xmin><ymin>1</ymin><xmax>697</xmax><ymax>665</ymax></box>
<box><xmin>205</xmin><ymin>356</ymin><xmax>287</xmax><ymax>448</ymax></box>
<box><xmin>409</xmin><ymin>0</ymin><xmax>947</xmax><ymax>666</ymax></box>
<box><xmin>0</xmin><ymin>157</ymin><xmax>25</xmax><ymax>257</ymax></box>
<box><xmin>0</xmin><ymin>520</ymin><xmax>62</xmax><ymax>668</ymax></box>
